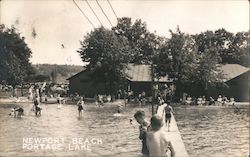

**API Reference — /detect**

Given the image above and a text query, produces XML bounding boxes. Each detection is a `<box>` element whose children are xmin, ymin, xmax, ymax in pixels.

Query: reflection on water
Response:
<box><xmin>0</xmin><ymin>103</ymin><xmax>152</xmax><ymax>157</ymax></box>
<box><xmin>0</xmin><ymin>103</ymin><xmax>249</xmax><ymax>157</ymax></box>
<box><xmin>175</xmin><ymin>105</ymin><xmax>250</xmax><ymax>157</ymax></box>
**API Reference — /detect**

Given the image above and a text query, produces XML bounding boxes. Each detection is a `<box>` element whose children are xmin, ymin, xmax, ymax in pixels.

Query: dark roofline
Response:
<box><xmin>66</xmin><ymin>70</ymin><xmax>86</xmax><ymax>80</ymax></box>
<box><xmin>225</xmin><ymin>70</ymin><xmax>250</xmax><ymax>83</ymax></box>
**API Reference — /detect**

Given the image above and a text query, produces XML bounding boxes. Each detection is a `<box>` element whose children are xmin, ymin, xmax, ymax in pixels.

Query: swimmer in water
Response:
<box><xmin>77</xmin><ymin>97</ymin><xmax>84</xmax><ymax>117</ymax></box>
<box><xmin>34</xmin><ymin>95</ymin><xmax>42</xmax><ymax>116</ymax></box>
<box><xmin>9</xmin><ymin>107</ymin><xmax>24</xmax><ymax>118</ymax></box>
<box><xmin>117</xmin><ymin>104</ymin><xmax>123</xmax><ymax>114</ymax></box>
<box><xmin>130</xmin><ymin>118</ymin><xmax>133</xmax><ymax>124</ymax></box>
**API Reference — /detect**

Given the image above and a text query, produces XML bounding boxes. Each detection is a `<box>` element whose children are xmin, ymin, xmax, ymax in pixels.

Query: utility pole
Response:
<box><xmin>0</xmin><ymin>0</ymin><xmax>2</xmax><ymax>25</ymax></box>
<box><xmin>151</xmin><ymin>64</ymin><xmax>155</xmax><ymax>116</ymax></box>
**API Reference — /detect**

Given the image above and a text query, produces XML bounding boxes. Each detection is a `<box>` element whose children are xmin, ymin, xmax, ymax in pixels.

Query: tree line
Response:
<box><xmin>0</xmin><ymin>18</ymin><xmax>249</xmax><ymax>97</ymax></box>
<box><xmin>78</xmin><ymin>17</ymin><xmax>249</xmax><ymax>97</ymax></box>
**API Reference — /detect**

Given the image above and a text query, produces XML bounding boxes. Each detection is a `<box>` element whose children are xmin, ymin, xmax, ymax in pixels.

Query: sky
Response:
<box><xmin>0</xmin><ymin>0</ymin><xmax>249</xmax><ymax>65</ymax></box>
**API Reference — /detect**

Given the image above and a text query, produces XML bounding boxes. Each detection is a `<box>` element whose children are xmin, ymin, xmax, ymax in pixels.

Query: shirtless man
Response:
<box><xmin>147</xmin><ymin>115</ymin><xmax>175</xmax><ymax>157</ymax></box>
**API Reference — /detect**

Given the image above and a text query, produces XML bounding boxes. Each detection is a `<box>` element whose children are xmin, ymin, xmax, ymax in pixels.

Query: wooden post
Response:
<box><xmin>151</xmin><ymin>64</ymin><xmax>155</xmax><ymax>116</ymax></box>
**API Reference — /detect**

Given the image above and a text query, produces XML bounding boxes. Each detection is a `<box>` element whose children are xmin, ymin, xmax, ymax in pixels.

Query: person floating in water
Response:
<box><xmin>9</xmin><ymin>106</ymin><xmax>24</xmax><ymax>118</ymax></box>
<box><xmin>134</xmin><ymin>110</ymin><xmax>150</xmax><ymax>157</ymax></box>
<box><xmin>147</xmin><ymin>115</ymin><xmax>175</xmax><ymax>157</ymax></box>
<box><xmin>117</xmin><ymin>104</ymin><xmax>123</xmax><ymax>113</ymax></box>
<box><xmin>164</xmin><ymin>103</ymin><xmax>174</xmax><ymax>132</ymax></box>
<box><xmin>77</xmin><ymin>96</ymin><xmax>84</xmax><ymax>117</ymax></box>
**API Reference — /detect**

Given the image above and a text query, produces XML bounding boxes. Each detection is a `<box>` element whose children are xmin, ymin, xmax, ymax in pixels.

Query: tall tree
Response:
<box><xmin>78</xmin><ymin>27</ymin><xmax>132</xmax><ymax>94</ymax></box>
<box><xmin>155</xmin><ymin>27</ymin><xmax>198</xmax><ymax>96</ymax></box>
<box><xmin>0</xmin><ymin>25</ymin><xmax>34</xmax><ymax>87</ymax></box>
<box><xmin>193</xmin><ymin>28</ymin><xmax>249</xmax><ymax>66</ymax></box>
<box><xmin>156</xmin><ymin>27</ymin><xmax>225</xmax><ymax>98</ymax></box>
<box><xmin>112</xmin><ymin>17</ymin><xmax>160</xmax><ymax>64</ymax></box>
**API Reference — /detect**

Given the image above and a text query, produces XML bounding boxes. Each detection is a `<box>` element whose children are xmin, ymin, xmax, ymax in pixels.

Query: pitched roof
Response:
<box><xmin>67</xmin><ymin>64</ymin><xmax>171</xmax><ymax>82</ymax></box>
<box><xmin>126</xmin><ymin>64</ymin><xmax>171</xmax><ymax>82</ymax></box>
<box><xmin>221</xmin><ymin>64</ymin><xmax>249</xmax><ymax>82</ymax></box>
<box><xmin>68</xmin><ymin>64</ymin><xmax>249</xmax><ymax>82</ymax></box>
<box><xmin>66</xmin><ymin>70</ymin><xmax>87</xmax><ymax>80</ymax></box>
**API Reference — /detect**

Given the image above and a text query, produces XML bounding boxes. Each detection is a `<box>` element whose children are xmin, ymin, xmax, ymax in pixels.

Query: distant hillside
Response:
<box><xmin>32</xmin><ymin>64</ymin><xmax>84</xmax><ymax>83</ymax></box>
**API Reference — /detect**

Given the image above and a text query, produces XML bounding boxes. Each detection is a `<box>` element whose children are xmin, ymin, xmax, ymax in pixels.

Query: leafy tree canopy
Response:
<box><xmin>0</xmin><ymin>24</ymin><xmax>34</xmax><ymax>86</ymax></box>
<box><xmin>112</xmin><ymin>17</ymin><xmax>162</xmax><ymax>64</ymax></box>
<box><xmin>78</xmin><ymin>27</ymin><xmax>132</xmax><ymax>94</ymax></box>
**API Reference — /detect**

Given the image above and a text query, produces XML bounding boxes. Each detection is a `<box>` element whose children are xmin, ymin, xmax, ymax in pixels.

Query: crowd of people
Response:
<box><xmin>184</xmin><ymin>94</ymin><xmax>235</xmax><ymax>106</ymax></box>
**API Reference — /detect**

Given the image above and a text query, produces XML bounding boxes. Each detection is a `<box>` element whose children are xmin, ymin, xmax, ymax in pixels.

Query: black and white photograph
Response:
<box><xmin>0</xmin><ymin>0</ymin><xmax>249</xmax><ymax>157</ymax></box>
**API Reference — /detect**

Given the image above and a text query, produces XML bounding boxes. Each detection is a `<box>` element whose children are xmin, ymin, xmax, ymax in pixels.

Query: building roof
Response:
<box><xmin>126</xmin><ymin>64</ymin><xmax>171</xmax><ymax>82</ymax></box>
<box><xmin>67</xmin><ymin>63</ymin><xmax>249</xmax><ymax>83</ymax></box>
<box><xmin>221</xmin><ymin>64</ymin><xmax>249</xmax><ymax>82</ymax></box>
<box><xmin>66</xmin><ymin>70</ymin><xmax>87</xmax><ymax>80</ymax></box>
<box><xmin>67</xmin><ymin>64</ymin><xmax>171</xmax><ymax>82</ymax></box>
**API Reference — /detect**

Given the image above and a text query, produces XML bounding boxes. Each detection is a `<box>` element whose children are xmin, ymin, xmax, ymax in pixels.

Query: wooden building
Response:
<box><xmin>207</xmin><ymin>64</ymin><xmax>249</xmax><ymax>102</ymax></box>
<box><xmin>67</xmin><ymin>64</ymin><xmax>172</xmax><ymax>98</ymax></box>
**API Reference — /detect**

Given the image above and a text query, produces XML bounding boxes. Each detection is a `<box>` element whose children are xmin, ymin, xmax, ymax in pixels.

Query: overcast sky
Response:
<box><xmin>1</xmin><ymin>0</ymin><xmax>249</xmax><ymax>65</ymax></box>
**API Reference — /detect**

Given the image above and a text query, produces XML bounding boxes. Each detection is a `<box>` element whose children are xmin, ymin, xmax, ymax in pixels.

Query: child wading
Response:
<box><xmin>134</xmin><ymin>110</ymin><xmax>150</xmax><ymax>157</ymax></box>
<box><xmin>77</xmin><ymin>97</ymin><xmax>84</xmax><ymax>117</ymax></box>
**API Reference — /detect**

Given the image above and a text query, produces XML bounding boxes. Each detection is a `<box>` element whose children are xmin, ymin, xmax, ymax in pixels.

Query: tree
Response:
<box><xmin>0</xmin><ymin>24</ymin><xmax>34</xmax><ymax>87</ymax></box>
<box><xmin>78</xmin><ymin>27</ymin><xmax>132</xmax><ymax>94</ymax></box>
<box><xmin>155</xmin><ymin>27</ymin><xmax>225</xmax><ymax>98</ymax></box>
<box><xmin>193</xmin><ymin>28</ymin><xmax>249</xmax><ymax>66</ymax></box>
<box><xmin>193</xmin><ymin>49</ymin><xmax>224</xmax><ymax>96</ymax></box>
<box><xmin>155</xmin><ymin>27</ymin><xmax>199</xmax><ymax>97</ymax></box>
<box><xmin>112</xmin><ymin>17</ymin><xmax>160</xmax><ymax>64</ymax></box>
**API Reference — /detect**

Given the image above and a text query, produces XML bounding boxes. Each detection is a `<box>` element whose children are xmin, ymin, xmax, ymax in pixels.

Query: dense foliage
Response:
<box><xmin>78</xmin><ymin>17</ymin><xmax>249</xmax><ymax>96</ymax></box>
<box><xmin>0</xmin><ymin>25</ymin><xmax>34</xmax><ymax>86</ymax></box>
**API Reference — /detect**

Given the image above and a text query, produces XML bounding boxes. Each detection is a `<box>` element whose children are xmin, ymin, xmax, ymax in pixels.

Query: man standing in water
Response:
<box><xmin>134</xmin><ymin>110</ymin><xmax>150</xmax><ymax>157</ymax></box>
<box><xmin>164</xmin><ymin>103</ymin><xmax>174</xmax><ymax>132</ymax></box>
<box><xmin>77</xmin><ymin>96</ymin><xmax>84</xmax><ymax>117</ymax></box>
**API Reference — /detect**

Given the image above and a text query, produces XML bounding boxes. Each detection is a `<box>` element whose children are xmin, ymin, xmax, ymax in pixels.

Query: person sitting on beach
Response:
<box><xmin>209</xmin><ymin>97</ymin><xmax>215</xmax><ymax>105</ymax></box>
<box><xmin>147</xmin><ymin>115</ymin><xmax>175</xmax><ymax>157</ymax></box>
<box><xmin>9</xmin><ymin>106</ymin><xmax>24</xmax><ymax>118</ymax></box>
<box><xmin>197</xmin><ymin>96</ymin><xmax>203</xmax><ymax>106</ymax></box>
<box><xmin>77</xmin><ymin>96</ymin><xmax>84</xmax><ymax>117</ymax></box>
<box><xmin>164</xmin><ymin>103</ymin><xmax>174</xmax><ymax>132</ymax></box>
<box><xmin>217</xmin><ymin>95</ymin><xmax>223</xmax><ymax>105</ymax></box>
<box><xmin>185</xmin><ymin>95</ymin><xmax>192</xmax><ymax>105</ymax></box>
<box><xmin>138</xmin><ymin>94</ymin><xmax>142</xmax><ymax>107</ymax></box>
<box><xmin>229</xmin><ymin>97</ymin><xmax>235</xmax><ymax>105</ymax></box>
<box><xmin>201</xmin><ymin>96</ymin><xmax>206</xmax><ymax>105</ymax></box>
<box><xmin>222</xmin><ymin>96</ymin><xmax>229</xmax><ymax>105</ymax></box>
<box><xmin>134</xmin><ymin>110</ymin><xmax>150</xmax><ymax>157</ymax></box>
<box><xmin>97</xmin><ymin>94</ymin><xmax>104</xmax><ymax>107</ymax></box>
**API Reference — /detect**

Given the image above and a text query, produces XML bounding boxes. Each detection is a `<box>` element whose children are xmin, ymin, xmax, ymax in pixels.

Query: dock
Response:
<box><xmin>156</xmin><ymin>104</ymin><xmax>189</xmax><ymax>157</ymax></box>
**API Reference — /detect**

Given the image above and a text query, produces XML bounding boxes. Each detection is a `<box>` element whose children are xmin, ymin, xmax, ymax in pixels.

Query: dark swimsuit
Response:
<box><xmin>165</xmin><ymin>106</ymin><xmax>172</xmax><ymax>120</ymax></box>
<box><xmin>78</xmin><ymin>105</ymin><xmax>83</xmax><ymax>111</ymax></box>
<box><xmin>15</xmin><ymin>107</ymin><xmax>24</xmax><ymax>113</ymax></box>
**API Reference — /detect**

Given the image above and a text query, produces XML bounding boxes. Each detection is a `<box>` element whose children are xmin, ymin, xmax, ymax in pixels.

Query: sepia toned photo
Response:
<box><xmin>0</xmin><ymin>0</ymin><xmax>249</xmax><ymax>157</ymax></box>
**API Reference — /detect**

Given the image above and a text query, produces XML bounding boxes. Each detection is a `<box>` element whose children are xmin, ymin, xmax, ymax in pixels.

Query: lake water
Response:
<box><xmin>175</xmin><ymin>105</ymin><xmax>249</xmax><ymax>157</ymax></box>
<box><xmin>0</xmin><ymin>102</ymin><xmax>249</xmax><ymax>157</ymax></box>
